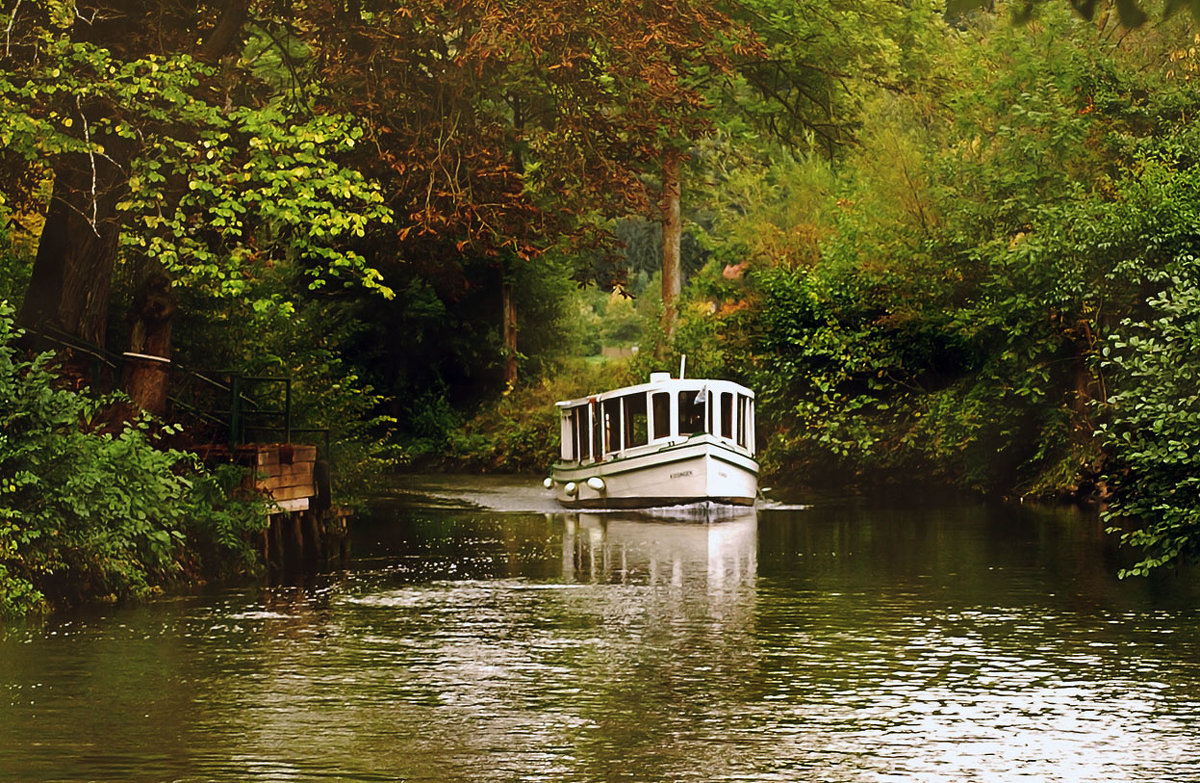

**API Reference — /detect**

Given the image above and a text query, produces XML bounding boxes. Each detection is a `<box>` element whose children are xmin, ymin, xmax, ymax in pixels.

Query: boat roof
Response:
<box><xmin>555</xmin><ymin>374</ymin><xmax>754</xmax><ymax>409</ymax></box>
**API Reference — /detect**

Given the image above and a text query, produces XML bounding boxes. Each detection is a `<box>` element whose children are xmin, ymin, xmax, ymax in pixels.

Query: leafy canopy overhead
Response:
<box><xmin>0</xmin><ymin>0</ymin><xmax>395</xmax><ymax>313</ymax></box>
<box><xmin>302</xmin><ymin>0</ymin><xmax>753</xmax><ymax>273</ymax></box>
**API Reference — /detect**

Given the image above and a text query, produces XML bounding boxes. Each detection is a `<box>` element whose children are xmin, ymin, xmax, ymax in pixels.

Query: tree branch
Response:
<box><xmin>3</xmin><ymin>0</ymin><xmax>21</xmax><ymax>60</ymax></box>
<box><xmin>76</xmin><ymin>95</ymin><xmax>101</xmax><ymax>238</ymax></box>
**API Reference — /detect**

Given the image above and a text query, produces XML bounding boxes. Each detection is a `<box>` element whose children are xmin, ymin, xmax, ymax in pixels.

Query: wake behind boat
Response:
<box><xmin>544</xmin><ymin>366</ymin><xmax>758</xmax><ymax>508</ymax></box>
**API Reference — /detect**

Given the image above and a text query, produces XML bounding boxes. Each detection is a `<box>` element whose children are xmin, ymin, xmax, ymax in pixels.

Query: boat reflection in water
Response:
<box><xmin>560</xmin><ymin>507</ymin><xmax>757</xmax><ymax>595</ymax></box>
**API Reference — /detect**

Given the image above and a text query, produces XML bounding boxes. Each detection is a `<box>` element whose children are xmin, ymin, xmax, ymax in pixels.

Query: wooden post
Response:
<box><xmin>122</xmin><ymin>269</ymin><xmax>175</xmax><ymax>417</ymax></box>
<box><xmin>269</xmin><ymin>514</ymin><xmax>285</xmax><ymax>571</ymax></box>
<box><xmin>305</xmin><ymin>510</ymin><xmax>322</xmax><ymax>567</ymax></box>
<box><xmin>314</xmin><ymin>460</ymin><xmax>332</xmax><ymax>512</ymax></box>
<box><xmin>286</xmin><ymin>513</ymin><xmax>304</xmax><ymax>571</ymax></box>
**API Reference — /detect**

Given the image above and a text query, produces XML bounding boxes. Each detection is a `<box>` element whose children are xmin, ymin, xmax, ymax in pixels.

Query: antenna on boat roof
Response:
<box><xmin>679</xmin><ymin>354</ymin><xmax>687</xmax><ymax>379</ymax></box>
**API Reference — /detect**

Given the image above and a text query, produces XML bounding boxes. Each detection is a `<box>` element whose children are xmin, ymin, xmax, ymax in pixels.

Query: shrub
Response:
<box><xmin>0</xmin><ymin>303</ymin><xmax>268</xmax><ymax>616</ymax></box>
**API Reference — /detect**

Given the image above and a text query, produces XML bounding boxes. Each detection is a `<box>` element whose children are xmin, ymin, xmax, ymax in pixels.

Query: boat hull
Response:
<box><xmin>549</xmin><ymin>437</ymin><xmax>758</xmax><ymax>508</ymax></box>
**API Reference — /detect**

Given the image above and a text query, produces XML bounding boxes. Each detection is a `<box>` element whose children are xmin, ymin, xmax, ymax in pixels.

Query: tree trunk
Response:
<box><xmin>18</xmin><ymin>0</ymin><xmax>249</xmax><ymax>400</ymax></box>
<box><xmin>199</xmin><ymin>0</ymin><xmax>250</xmax><ymax>63</ymax></box>
<box><xmin>17</xmin><ymin>153</ymin><xmax>124</xmax><ymax>348</ymax></box>
<box><xmin>17</xmin><ymin>0</ymin><xmax>231</xmax><ymax>343</ymax></box>
<box><xmin>122</xmin><ymin>270</ymin><xmax>176</xmax><ymax>417</ymax></box>
<box><xmin>17</xmin><ymin>2</ymin><xmax>139</xmax><ymax>345</ymax></box>
<box><xmin>502</xmin><ymin>278</ymin><xmax>518</xmax><ymax>389</ymax></box>
<box><xmin>660</xmin><ymin>150</ymin><xmax>682</xmax><ymax>341</ymax></box>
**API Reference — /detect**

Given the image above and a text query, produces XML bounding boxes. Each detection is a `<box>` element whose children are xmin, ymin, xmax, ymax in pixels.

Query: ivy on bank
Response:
<box><xmin>1096</xmin><ymin>150</ymin><xmax>1200</xmax><ymax>577</ymax></box>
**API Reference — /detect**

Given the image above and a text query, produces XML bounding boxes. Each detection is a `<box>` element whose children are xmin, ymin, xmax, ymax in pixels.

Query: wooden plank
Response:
<box><xmin>266</xmin><ymin>484</ymin><xmax>316</xmax><ymax>501</ymax></box>
<box><xmin>272</xmin><ymin>497</ymin><xmax>309</xmax><ymax>512</ymax></box>
<box><xmin>257</xmin><ymin>476</ymin><xmax>315</xmax><ymax>494</ymax></box>
<box><xmin>255</xmin><ymin>446</ymin><xmax>280</xmax><ymax>467</ymax></box>
<box><xmin>249</xmin><ymin>443</ymin><xmax>319</xmax><ymax>466</ymax></box>
<box><xmin>259</xmin><ymin>480</ymin><xmax>314</xmax><ymax>492</ymax></box>
<box><xmin>254</xmin><ymin>461</ymin><xmax>314</xmax><ymax>489</ymax></box>
<box><xmin>257</xmin><ymin>462</ymin><xmax>314</xmax><ymax>485</ymax></box>
<box><xmin>258</xmin><ymin>480</ymin><xmax>313</xmax><ymax>495</ymax></box>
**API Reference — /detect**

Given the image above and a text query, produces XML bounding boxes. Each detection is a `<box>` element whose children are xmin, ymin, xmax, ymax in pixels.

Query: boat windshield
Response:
<box><xmin>678</xmin><ymin>389</ymin><xmax>706</xmax><ymax>435</ymax></box>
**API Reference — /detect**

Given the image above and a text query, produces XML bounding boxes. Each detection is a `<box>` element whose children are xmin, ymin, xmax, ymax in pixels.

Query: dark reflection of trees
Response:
<box><xmin>350</xmin><ymin>509</ymin><xmax>566</xmax><ymax>583</ymax></box>
<box><xmin>756</xmin><ymin>502</ymin><xmax>1200</xmax><ymax>610</ymax></box>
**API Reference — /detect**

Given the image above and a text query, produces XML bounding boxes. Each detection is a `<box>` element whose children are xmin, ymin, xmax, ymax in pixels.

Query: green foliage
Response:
<box><xmin>967</xmin><ymin>0</ymin><xmax>1162</xmax><ymax>29</ymax></box>
<box><xmin>0</xmin><ymin>304</ymin><xmax>269</xmax><ymax>616</ymax></box>
<box><xmin>403</xmin><ymin>386</ymin><xmax>468</xmax><ymax>463</ymax></box>
<box><xmin>181</xmin><ymin>463</ymin><xmax>273</xmax><ymax>574</ymax></box>
<box><xmin>570</xmin><ymin>286</ymin><xmax>647</xmax><ymax>356</ymax></box>
<box><xmin>119</xmin><ymin>104</ymin><xmax>393</xmax><ymax>302</ymax></box>
<box><xmin>0</xmin><ymin>211</ymin><xmax>33</xmax><ymax>306</ymax></box>
<box><xmin>1095</xmin><ymin>141</ymin><xmax>1200</xmax><ymax>576</ymax></box>
<box><xmin>669</xmin><ymin>2</ymin><xmax>1182</xmax><ymax>500</ymax></box>
<box><xmin>446</xmin><ymin>394</ymin><xmax>561</xmax><ymax>474</ymax></box>
<box><xmin>0</xmin><ymin>3</ymin><xmax>393</xmax><ymax>313</ymax></box>
<box><xmin>1101</xmin><ymin>273</ymin><xmax>1200</xmax><ymax>575</ymax></box>
<box><xmin>691</xmin><ymin>135</ymin><xmax>837</xmax><ymax>270</ymax></box>
<box><xmin>441</xmin><ymin>359</ymin><xmax>641</xmax><ymax>473</ymax></box>
<box><xmin>726</xmin><ymin>0</ymin><xmax>947</xmax><ymax>150</ymax></box>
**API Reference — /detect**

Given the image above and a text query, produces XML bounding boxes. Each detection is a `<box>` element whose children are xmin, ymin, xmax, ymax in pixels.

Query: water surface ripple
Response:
<box><xmin>1</xmin><ymin>484</ymin><xmax>1197</xmax><ymax>781</ymax></box>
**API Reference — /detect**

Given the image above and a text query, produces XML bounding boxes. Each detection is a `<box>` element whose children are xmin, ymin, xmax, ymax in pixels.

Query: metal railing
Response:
<box><xmin>169</xmin><ymin>370</ymin><xmax>329</xmax><ymax>455</ymax></box>
<box><xmin>21</xmin><ymin>325</ymin><xmax>328</xmax><ymax>454</ymax></box>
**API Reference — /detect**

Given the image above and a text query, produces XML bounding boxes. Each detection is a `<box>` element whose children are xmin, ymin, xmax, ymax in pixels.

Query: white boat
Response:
<box><xmin>544</xmin><ymin>368</ymin><xmax>759</xmax><ymax>508</ymax></box>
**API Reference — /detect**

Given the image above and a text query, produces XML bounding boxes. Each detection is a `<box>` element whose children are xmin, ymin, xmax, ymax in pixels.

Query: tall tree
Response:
<box><xmin>2</xmin><ymin>0</ymin><xmax>391</xmax><ymax>412</ymax></box>
<box><xmin>653</xmin><ymin>0</ymin><xmax>943</xmax><ymax>339</ymax></box>
<box><xmin>301</xmin><ymin>0</ymin><xmax>749</xmax><ymax>383</ymax></box>
<box><xmin>660</xmin><ymin>149</ymin><xmax>683</xmax><ymax>340</ymax></box>
<box><xmin>15</xmin><ymin>1</ymin><xmax>242</xmax><ymax>346</ymax></box>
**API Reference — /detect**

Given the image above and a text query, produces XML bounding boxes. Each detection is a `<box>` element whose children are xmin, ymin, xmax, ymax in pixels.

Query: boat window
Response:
<box><xmin>603</xmin><ymin>398</ymin><xmax>622</xmax><ymax>454</ymax></box>
<box><xmin>708</xmin><ymin>391</ymin><xmax>714</xmax><ymax>435</ymax></box>
<box><xmin>651</xmin><ymin>392</ymin><xmax>671</xmax><ymax>440</ymax></box>
<box><xmin>678</xmin><ymin>390</ymin><xmax>706</xmax><ymax>435</ymax></box>
<box><xmin>573</xmin><ymin>406</ymin><xmax>588</xmax><ymax>460</ymax></box>
<box><xmin>750</xmin><ymin>399</ymin><xmax>755</xmax><ymax>452</ymax></box>
<box><xmin>737</xmin><ymin>395</ymin><xmax>749</xmax><ymax>448</ymax></box>
<box><xmin>591</xmin><ymin>401</ymin><xmax>601</xmax><ymax>461</ymax></box>
<box><xmin>623</xmin><ymin>393</ymin><xmax>648</xmax><ymax>448</ymax></box>
<box><xmin>720</xmin><ymin>392</ymin><xmax>733</xmax><ymax>439</ymax></box>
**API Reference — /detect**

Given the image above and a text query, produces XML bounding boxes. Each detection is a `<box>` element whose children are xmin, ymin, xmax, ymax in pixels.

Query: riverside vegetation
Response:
<box><xmin>3</xmin><ymin>0</ymin><xmax>1200</xmax><ymax>614</ymax></box>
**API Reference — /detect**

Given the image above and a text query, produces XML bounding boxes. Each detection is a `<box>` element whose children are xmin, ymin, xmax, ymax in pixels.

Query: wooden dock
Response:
<box><xmin>251</xmin><ymin>443</ymin><xmax>320</xmax><ymax>512</ymax></box>
<box><xmin>19</xmin><ymin>327</ymin><xmax>349</xmax><ymax>577</ymax></box>
<box><xmin>227</xmin><ymin>443</ymin><xmax>349</xmax><ymax>574</ymax></box>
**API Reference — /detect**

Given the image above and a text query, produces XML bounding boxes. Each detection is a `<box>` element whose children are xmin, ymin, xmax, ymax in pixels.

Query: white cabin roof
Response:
<box><xmin>554</xmin><ymin>374</ymin><xmax>754</xmax><ymax>410</ymax></box>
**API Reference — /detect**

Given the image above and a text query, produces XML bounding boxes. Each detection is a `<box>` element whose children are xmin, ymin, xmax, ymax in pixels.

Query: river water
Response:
<box><xmin>2</xmin><ymin>476</ymin><xmax>1198</xmax><ymax>782</ymax></box>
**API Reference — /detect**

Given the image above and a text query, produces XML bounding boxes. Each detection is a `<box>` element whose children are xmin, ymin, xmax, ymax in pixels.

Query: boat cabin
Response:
<box><xmin>556</xmin><ymin>372</ymin><xmax>755</xmax><ymax>464</ymax></box>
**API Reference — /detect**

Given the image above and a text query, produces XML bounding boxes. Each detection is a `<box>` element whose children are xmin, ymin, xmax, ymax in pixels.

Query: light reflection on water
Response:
<box><xmin>0</xmin><ymin>486</ymin><xmax>1198</xmax><ymax>781</ymax></box>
